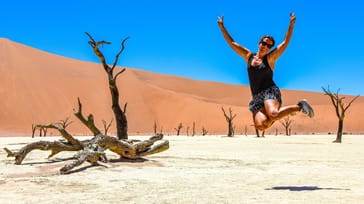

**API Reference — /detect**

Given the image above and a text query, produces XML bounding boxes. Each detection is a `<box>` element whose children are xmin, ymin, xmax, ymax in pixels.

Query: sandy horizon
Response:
<box><xmin>1</xmin><ymin>134</ymin><xmax>364</xmax><ymax>203</ymax></box>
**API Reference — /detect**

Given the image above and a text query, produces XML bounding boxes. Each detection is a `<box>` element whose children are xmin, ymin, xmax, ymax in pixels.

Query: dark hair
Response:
<box><xmin>259</xmin><ymin>35</ymin><xmax>275</xmax><ymax>47</ymax></box>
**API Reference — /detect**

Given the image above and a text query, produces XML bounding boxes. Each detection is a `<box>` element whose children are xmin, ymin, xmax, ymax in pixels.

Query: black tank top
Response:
<box><xmin>247</xmin><ymin>54</ymin><xmax>276</xmax><ymax>95</ymax></box>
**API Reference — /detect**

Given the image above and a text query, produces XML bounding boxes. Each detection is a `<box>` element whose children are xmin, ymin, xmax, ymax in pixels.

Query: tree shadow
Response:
<box><xmin>64</xmin><ymin>158</ymin><xmax>151</xmax><ymax>174</ymax></box>
<box><xmin>22</xmin><ymin>157</ymin><xmax>149</xmax><ymax>166</ymax></box>
<box><xmin>22</xmin><ymin>157</ymin><xmax>76</xmax><ymax>165</ymax></box>
<box><xmin>22</xmin><ymin>157</ymin><xmax>155</xmax><ymax>174</ymax></box>
<box><xmin>108</xmin><ymin>158</ymin><xmax>149</xmax><ymax>163</ymax></box>
<box><xmin>62</xmin><ymin>163</ymin><xmax>109</xmax><ymax>174</ymax></box>
<box><xmin>265</xmin><ymin>186</ymin><xmax>350</xmax><ymax>191</ymax></box>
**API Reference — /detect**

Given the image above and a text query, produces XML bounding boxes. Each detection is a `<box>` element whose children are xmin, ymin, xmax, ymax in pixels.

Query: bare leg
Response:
<box><xmin>253</xmin><ymin>100</ymin><xmax>301</xmax><ymax>131</ymax></box>
<box><xmin>264</xmin><ymin>99</ymin><xmax>300</xmax><ymax>122</ymax></box>
<box><xmin>252</xmin><ymin>108</ymin><xmax>273</xmax><ymax>131</ymax></box>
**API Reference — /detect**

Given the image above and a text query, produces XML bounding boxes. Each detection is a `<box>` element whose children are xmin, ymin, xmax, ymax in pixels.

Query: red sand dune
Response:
<box><xmin>1</xmin><ymin>38</ymin><xmax>363</xmax><ymax>136</ymax></box>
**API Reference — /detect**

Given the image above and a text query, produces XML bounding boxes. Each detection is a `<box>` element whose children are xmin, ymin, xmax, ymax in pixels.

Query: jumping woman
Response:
<box><xmin>217</xmin><ymin>12</ymin><xmax>314</xmax><ymax>131</ymax></box>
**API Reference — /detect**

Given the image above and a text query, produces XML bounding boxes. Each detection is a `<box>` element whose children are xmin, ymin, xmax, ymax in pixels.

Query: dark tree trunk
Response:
<box><xmin>109</xmin><ymin>79</ymin><xmax>128</xmax><ymax>139</ymax></box>
<box><xmin>192</xmin><ymin>122</ymin><xmax>196</xmax><ymax>136</ymax></box>
<box><xmin>228</xmin><ymin>123</ymin><xmax>233</xmax><ymax>137</ymax></box>
<box><xmin>334</xmin><ymin>119</ymin><xmax>344</xmax><ymax>143</ymax></box>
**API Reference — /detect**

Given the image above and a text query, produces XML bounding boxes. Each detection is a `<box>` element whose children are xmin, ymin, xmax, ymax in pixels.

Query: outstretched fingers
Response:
<box><xmin>290</xmin><ymin>12</ymin><xmax>296</xmax><ymax>24</ymax></box>
<box><xmin>217</xmin><ymin>15</ymin><xmax>224</xmax><ymax>24</ymax></box>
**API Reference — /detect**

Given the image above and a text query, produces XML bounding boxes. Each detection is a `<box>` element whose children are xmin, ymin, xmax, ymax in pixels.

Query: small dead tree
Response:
<box><xmin>186</xmin><ymin>126</ymin><xmax>190</xmax><ymax>136</ymax></box>
<box><xmin>255</xmin><ymin>128</ymin><xmax>259</xmax><ymax>137</ymax></box>
<box><xmin>31</xmin><ymin>124</ymin><xmax>37</xmax><ymax>138</ymax></box>
<box><xmin>102</xmin><ymin>119</ymin><xmax>113</xmax><ymax>135</ymax></box>
<box><xmin>202</xmin><ymin>126</ymin><xmax>208</xmax><ymax>136</ymax></box>
<box><xmin>58</xmin><ymin>117</ymin><xmax>73</xmax><ymax>129</ymax></box>
<box><xmin>40</xmin><ymin>127</ymin><xmax>48</xmax><ymax>137</ymax></box>
<box><xmin>280</xmin><ymin>116</ymin><xmax>293</xmax><ymax>136</ymax></box>
<box><xmin>31</xmin><ymin>124</ymin><xmax>47</xmax><ymax>137</ymax></box>
<box><xmin>154</xmin><ymin>121</ymin><xmax>157</xmax><ymax>134</ymax></box>
<box><xmin>174</xmin><ymin>123</ymin><xmax>183</xmax><ymax>136</ymax></box>
<box><xmin>85</xmin><ymin>32</ymin><xmax>129</xmax><ymax>139</ymax></box>
<box><xmin>221</xmin><ymin>106</ymin><xmax>237</xmax><ymax>137</ymax></box>
<box><xmin>192</xmin><ymin>121</ymin><xmax>196</xmax><ymax>136</ymax></box>
<box><xmin>252</xmin><ymin>125</ymin><xmax>264</xmax><ymax>137</ymax></box>
<box><xmin>322</xmin><ymin>86</ymin><xmax>360</xmax><ymax>143</ymax></box>
<box><xmin>153</xmin><ymin>121</ymin><xmax>163</xmax><ymax>134</ymax></box>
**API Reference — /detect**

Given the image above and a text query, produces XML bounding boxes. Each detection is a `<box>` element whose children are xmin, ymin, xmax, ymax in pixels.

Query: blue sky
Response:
<box><xmin>1</xmin><ymin>0</ymin><xmax>364</xmax><ymax>95</ymax></box>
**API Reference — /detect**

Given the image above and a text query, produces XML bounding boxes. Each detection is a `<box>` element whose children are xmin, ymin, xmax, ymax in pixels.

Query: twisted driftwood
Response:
<box><xmin>4</xmin><ymin>99</ymin><xmax>169</xmax><ymax>174</ymax></box>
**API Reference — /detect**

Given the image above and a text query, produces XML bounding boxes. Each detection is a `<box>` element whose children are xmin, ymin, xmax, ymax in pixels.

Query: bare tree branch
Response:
<box><xmin>114</xmin><ymin>68</ymin><xmax>126</xmax><ymax>80</ymax></box>
<box><xmin>74</xmin><ymin>97</ymin><xmax>102</xmax><ymax>136</ymax></box>
<box><xmin>111</xmin><ymin>36</ymin><xmax>130</xmax><ymax>71</ymax></box>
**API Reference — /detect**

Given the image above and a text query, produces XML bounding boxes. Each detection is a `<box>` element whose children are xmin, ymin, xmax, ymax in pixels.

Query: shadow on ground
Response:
<box><xmin>265</xmin><ymin>186</ymin><xmax>350</xmax><ymax>191</ymax></box>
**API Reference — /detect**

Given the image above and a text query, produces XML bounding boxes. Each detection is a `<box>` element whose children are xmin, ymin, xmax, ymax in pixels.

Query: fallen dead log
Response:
<box><xmin>4</xmin><ymin>132</ymin><xmax>169</xmax><ymax>174</ymax></box>
<box><xmin>4</xmin><ymin>99</ymin><xmax>169</xmax><ymax>174</ymax></box>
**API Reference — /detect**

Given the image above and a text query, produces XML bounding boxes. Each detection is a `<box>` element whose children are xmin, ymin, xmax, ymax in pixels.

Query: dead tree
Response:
<box><xmin>32</xmin><ymin>124</ymin><xmax>47</xmax><ymax>137</ymax></box>
<box><xmin>4</xmin><ymin>98</ymin><xmax>169</xmax><ymax>174</ymax></box>
<box><xmin>174</xmin><ymin>123</ymin><xmax>183</xmax><ymax>136</ymax></box>
<box><xmin>250</xmin><ymin>124</ymin><xmax>264</xmax><ymax>137</ymax></box>
<box><xmin>280</xmin><ymin>116</ymin><xmax>293</xmax><ymax>136</ymax></box>
<box><xmin>202</xmin><ymin>127</ymin><xmax>208</xmax><ymax>136</ymax></box>
<box><xmin>154</xmin><ymin>121</ymin><xmax>157</xmax><ymax>134</ymax></box>
<box><xmin>192</xmin><ymin>121</ymin><xmax>196</xmax><ymax>136</ymax></box>
<box><xmin>153</xmin><ymin>121</ymin><xmax>163</xmax><ymax>135</ymax></box>
<box><xmin>32</xmin><ymin>126</ymin><xmax>48</xmax><ymax>137</ymax></box>
<box><xmin>253</xmin><ymin>125</ymin><xmax>265</xmax><ymax>138</ymax></box>
<box><xmin>85</xmin><ymin>32</ymin><xmax>128</xmax><ymax>140</ymax></box>
<box><xmin>58</xmin><ymin>117</ymin><xmax>73</xmax><ymax>129</ymax></box>
<box><xmin>40</xmin><ymin>127</ymin><xmax>48</xmax><ymax>137</ymax></box>
<box><xmin>31</xmin><ymin>124</ymin><xmax>37</xmax><ymax>138</ymax></box>
<box><xmin>255</xmin><ymin>128</ymin><xmax>264</xmax><ymax>137</ymax></box>
<box><xmin>322</xmin><ymin>86</ymin><xmax>359</xmax><ymax>143</ymax></box>
<box><xmin>102</xmin><ymin>119</ymin><xmax>113</xmax><ymax>135</ymax></box>
<box><xmin>221</xmin><ymin>106</ymin><xmax>237</xmax><ymax>137</ymax></box>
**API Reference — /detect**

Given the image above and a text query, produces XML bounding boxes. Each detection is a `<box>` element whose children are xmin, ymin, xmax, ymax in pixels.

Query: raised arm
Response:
<box><xmin>268</xmin><ymin>12</ymin><xmax>296</xmax><ymax>64</ymax></box>
<box><xmin>217</xmin><ymin>16</ymin><xmax>251</xmax><ymax>63</ymax></box>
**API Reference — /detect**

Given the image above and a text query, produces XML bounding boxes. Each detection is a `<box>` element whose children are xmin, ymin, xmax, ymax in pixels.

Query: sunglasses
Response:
<box><xmin>260</xmin><ymin>41</ymin><xmax>273</xmax><ymax>49</ymax></box>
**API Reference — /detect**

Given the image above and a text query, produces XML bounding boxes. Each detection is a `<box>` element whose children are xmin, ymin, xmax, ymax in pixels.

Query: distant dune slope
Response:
<box><xmin>1</xmin><ymin>38</ymin><xmax>363</xmax><ymax>136</ymax></box>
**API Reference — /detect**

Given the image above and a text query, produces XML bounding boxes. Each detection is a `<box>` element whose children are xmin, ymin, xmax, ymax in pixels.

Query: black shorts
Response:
<box><xmin>249</xmin><ymin>86</ymin><xmax>282</xmax><ymax>113</ymax></box>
